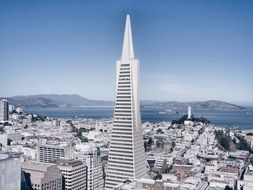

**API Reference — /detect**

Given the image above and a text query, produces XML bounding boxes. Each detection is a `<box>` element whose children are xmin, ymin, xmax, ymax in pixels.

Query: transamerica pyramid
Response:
<box><xmin>105</xmin><ymin>14</ymin><xmax>147</xmax><ymax>189</ymax></box>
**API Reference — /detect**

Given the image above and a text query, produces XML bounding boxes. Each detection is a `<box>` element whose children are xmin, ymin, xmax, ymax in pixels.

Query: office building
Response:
<box><xmin>57</xmin><ymin>158</ymin><xmax>87</xmax><ymax>190</ymax></box>
<box><xmin>37</xmin><ymin>139</ymin><xmax>72</xmax><ymax>163</ymax></box>
<box><xmin>74</xmin><ymin>143</ymin><xmax>104</xmax><ymax>190</ymax></box>
<box><xmin>0</xmin><ymin>153</ymin><xmax>21</xmax><ymax>190</ymax></box>
<box><xmin>105</xmin><ymin>15</ymin><xmax>147</xmax><ymax>189</ymax></box>
<box><xmin>22</xmin><ymin>161</ymin><xmax>62</xmax><ymax>190</ymax></box>
<box><xmin>0</xmin><ymin>99</ymin><xmax>9</xmax><ymax>123</ymax></box>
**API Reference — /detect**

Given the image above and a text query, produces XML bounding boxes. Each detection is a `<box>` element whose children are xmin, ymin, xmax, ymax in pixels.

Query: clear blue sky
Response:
<box><xmin>0</xmin><ymin>0</ymin><xmax>252</xmax><ymax>103</ymax></box>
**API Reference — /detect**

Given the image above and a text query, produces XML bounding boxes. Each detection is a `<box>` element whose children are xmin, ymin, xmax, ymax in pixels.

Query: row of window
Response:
<box><xmin>117</xmin><ymin>88</ymin><xmax>130</xmax><ymax>92</ymax></box>
<box><xmin>113</xmin><ymin>124</ymin><xmax>132</xmax><ymax>127</ymax></box>
<box><xmin>109</xmin><ymin>149</ymin><xmax>133</xmax><ymax>154</ymax></box>
<box><xmin>115</xmin><ymin>110</ymin><xmax>131</xmax><ymax>113</ymax></box>
<box><xmin>114</xmin><ymin>120</ymin><xmax>132</xmax><ymax>124</ymax></box>
<box><xmin>117</xmin><ymin>85</ymin><xmax>131</xmax><ymax>88</ymax></box>
<box><xmin>110</xmin><ymin>146</ymin><xmax>132</xmax><ymax>150</ymax></box>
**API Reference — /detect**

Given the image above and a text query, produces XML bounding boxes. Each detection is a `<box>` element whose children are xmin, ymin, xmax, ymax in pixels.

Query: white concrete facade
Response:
<box><xmin>74</xmin><ymin>144</ymin><xmax>104</xmax><ymax>190</ymax></box>
<box><xmin>238</xmin><ymin>165</ymin><xmax>253</xmax><ymax>190</ymax></box>
<box><xmin>37</xmin><ymin>139</ymin><xmax>72</xmax><ymax>163</ymax></box>
<box><xmin>0</xmin><ymin>154</ymin><xmax>21</xmax><ymax>190</ymax></box>
<box><xmin>187</xmin><ymin>106</ymin><xmax>192</xmax><ymax>120</ymax></box>
<box><xmin>57</xmin><ymin>159</ymin><xmax>87</xmax><ymax>190</ymax></box>
<box><xmin>105</xmin><ymin>15</ymin><xmax>147</xmax><ymax>189</ymax></box>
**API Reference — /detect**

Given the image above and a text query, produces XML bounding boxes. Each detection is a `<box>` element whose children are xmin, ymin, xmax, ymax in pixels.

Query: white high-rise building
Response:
<box><xmin>56</xmin><ymin>159</ymin><xmax>87</xmax><ymax>190</ymax></box>
<box><xmin>0</xmin><ymin>154</ymin><xmax>21</xmax><ymax>190</ymax></box>
<box><xmin>74</xmin><ymin>143</ymin><xmax>104</xmax><ymax>190</ymax></box>
<box><xmin>105</xmin><ymin>15</ymin><xmax>147</xmax><ymax>190</ymax></box>
<box><xmin>0</xmin><ymin>99</ymin><xmax>9</xmax><ymax>123</ymax></box>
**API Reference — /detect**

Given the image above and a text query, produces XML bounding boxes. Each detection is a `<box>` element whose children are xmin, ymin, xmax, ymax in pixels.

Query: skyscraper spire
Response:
<box><xmin>105</xmin><ymin>15</ymin><xmax>147</xmax><ymax>190</ymax></box>
<box><xmin>121</xmin><ymin>14</ymin><xmax>134</xmax><ymax>60</ymax></box>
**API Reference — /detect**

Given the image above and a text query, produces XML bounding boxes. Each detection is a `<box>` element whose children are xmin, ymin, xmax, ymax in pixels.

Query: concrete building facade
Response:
<box><xmin>0</xmin><ymin>99</ymin><xmax>9</xmax><ymax>123</ymax></box>
<box><xmin>37</xmin><ymin>139</ymin><xmax>72</xmax><ymax>163</ymax></box>
<box><xmin>0</xmin><ymin>153</ymin><xmax>21</xmax><ymax>190</ymax></box>
<box><xmin>105</xmin><ymin>15</ymin><xmax>147</xmax><ymax>189</ymax></box>
<box><xmin>22</xmin><ymin>161</ymin><xmax>62</xmax><ymax>190</ymax></box>
<box><xmin>74</xmin><ymin>144</ymin><xmax>104</xmax><ymax>190</ymax></box>
<box><xmin>57</xmin><ymin>159</ymin><xmax>87</xmax><ymax>190</ymax></box>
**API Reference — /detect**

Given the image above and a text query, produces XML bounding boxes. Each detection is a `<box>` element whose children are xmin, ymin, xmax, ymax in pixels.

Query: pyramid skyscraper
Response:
<box><xmin>105</xmin><ymin>15</ymin><xmax>147</xmax><ymax>190</ymax></box>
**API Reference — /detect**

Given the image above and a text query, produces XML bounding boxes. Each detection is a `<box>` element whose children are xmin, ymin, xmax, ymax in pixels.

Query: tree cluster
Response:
<box><xmin>171</xmin><ymin>115</ymin><xmax>210</xmax><ymax>125</ymax></box>
<box><xmin>71</xmin><ymin>127</ymin><xmax>91</xmax><ymax>143</ymax></box>
<box><xmin>215</xmin><ymin>130</ymin><xmax>252</xmax><ymax>153</ymax></box>
<box><xmin>153</xmin><ymin>173</ymin><xmax>162</xmax><ymax>180</ymax></box>
<box><xmin>144</xmin><ymin>137</ymin><xmax>154</xmax><ymax>152</ymax></box>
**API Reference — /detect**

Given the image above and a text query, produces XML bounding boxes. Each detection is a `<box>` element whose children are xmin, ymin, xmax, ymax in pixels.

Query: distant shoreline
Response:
<box><xmin>23</xmin><ymin>107</ymin><xmax>253</xmax><ymax>130</ymax></box>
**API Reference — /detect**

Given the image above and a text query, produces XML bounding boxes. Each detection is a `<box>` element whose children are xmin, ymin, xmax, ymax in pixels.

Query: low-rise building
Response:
<box><xmin>180</xmin><ymin>177</ymin><xmax>208</xmax><ymax>190</ymax></box>
<box><xmin>114</xmin><ymin>178</ymin><xmax>181</xmax><ymax>190</ymax></box>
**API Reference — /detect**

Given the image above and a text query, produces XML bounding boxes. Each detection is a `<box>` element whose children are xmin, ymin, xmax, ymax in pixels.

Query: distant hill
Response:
<box><xmin>0</xmin><ymin>94</ymin><xmax>246</xmax><ymax>110</ymax></box>
<box><xmin>141</xmin><ymin>100</ymin><xmax>246</xmax><ymax>110</ymax></box>
<box><xmin>1</xmin><ymin>94</ymin><xmax>114</xmax><ymax>108</ymax></box>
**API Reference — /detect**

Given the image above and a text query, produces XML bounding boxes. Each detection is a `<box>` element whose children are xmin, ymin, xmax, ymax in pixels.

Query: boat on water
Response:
<box><xmin>158</xmin><ymin>109</ymin><xmax>179</xmax><ymax>115</ymax></box>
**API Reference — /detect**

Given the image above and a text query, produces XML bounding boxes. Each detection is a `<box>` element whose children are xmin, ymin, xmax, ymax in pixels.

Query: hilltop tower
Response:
<box><xmin>188</xmin><ymin>106</ymin><xmax>192</xmax><ymax>119</ymax></box>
